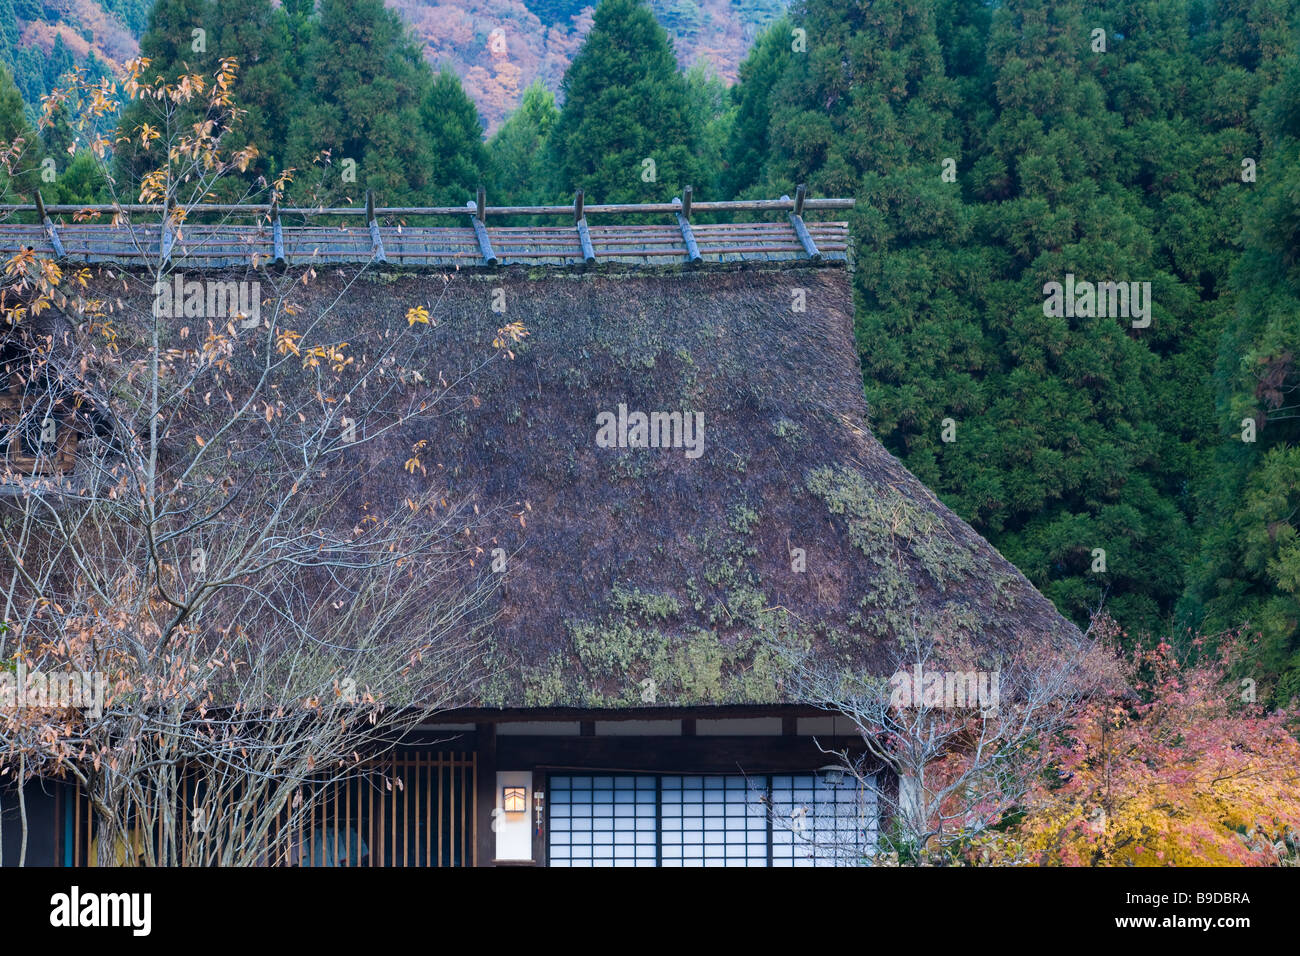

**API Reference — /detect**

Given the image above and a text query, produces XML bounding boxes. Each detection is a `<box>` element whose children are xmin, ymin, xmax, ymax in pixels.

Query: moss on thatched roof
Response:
<box><xmin>20</xmin><ymin>260</ymin><xmax>1080</xmax><ymax>708</ymax></box>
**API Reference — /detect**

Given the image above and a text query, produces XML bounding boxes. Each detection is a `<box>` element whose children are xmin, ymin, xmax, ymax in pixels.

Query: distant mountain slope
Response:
<box><xmin>396</xmin><ymin>0</ymin><xmax>787</xmax><ymax>130</ymax></box>
<box><xmin>5</xmin><ymin>0</ymin><xmax>787</xmax><ymax>131</ymax></box>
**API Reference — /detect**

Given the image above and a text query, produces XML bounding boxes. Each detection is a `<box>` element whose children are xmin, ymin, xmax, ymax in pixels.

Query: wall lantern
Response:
<box><xmin>818</xmin><ymin>765</ymin><xmax>846</xmax><ymax>787</ymax></box>
<box><xmin>503</xmin><ymin>786</ymin><xmax>527</xmax><ymax>813</ymax></box>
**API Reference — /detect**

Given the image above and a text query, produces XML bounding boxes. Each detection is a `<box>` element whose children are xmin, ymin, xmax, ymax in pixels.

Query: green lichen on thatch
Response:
<box><xmin>683</xmin><ymin>525</ymin><xmax>762</xmax><ymax>625</ymax></box>
<box><xmin>771</xmin><ymin>417</ymin><xmax>802</xmax><ymax>442</ymax></box>
<box><xmin>806</xmin><ymin>464</ymin><xmax>977</xmax><ymax>588</ymax></box>
<box><xmin>726</xmin><ymin>501</ymin><xmax>760</xmax><ymax>535</ymax></box>
<box><xmin>517</xmin><ymin>653</ymin><xmax>577</xmax><ymax>708</ymax></box>
<box><xmin>993</xmin><ymin>572</ymin><xmax>1021</xmax><ymax>610</ymax></box>
<box><xmin>610</xmin><ymin>585</ymin><xmax>681</xmax><ymax>621</ymax></box>
<box><xmin>506</xmin><ymin>530</ymin><xmax>794</xmax><ymax>706</ymax></box>
<box><xmin>553</xmin><ymin>572</ymin><xmax>785</xmax><ymax>707</ymax></box>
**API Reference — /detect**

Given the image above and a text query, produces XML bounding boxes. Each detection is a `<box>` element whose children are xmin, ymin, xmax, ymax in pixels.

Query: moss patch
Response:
<box><xmin>806</xmin><ymin>465</ymin><xmax>976</xmax><ymax>588</ymax></box>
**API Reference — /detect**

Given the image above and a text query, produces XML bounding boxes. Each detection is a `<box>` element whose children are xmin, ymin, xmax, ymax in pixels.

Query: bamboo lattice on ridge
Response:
<box><xmin>0</xmin><ymin>190</ymin><xmax>854</xmax><ymax>269</ymax></box>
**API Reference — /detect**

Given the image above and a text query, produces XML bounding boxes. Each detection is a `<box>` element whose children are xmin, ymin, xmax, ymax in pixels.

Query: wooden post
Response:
<box><xmin>366</xmin><ymin>189</ymin><xmax>386</xmax><ymax>263</ymax></box>
<box><xmin>270</xmin><ymin>199</ymin><xmax>285</xmax><ymax>266</ymax></box>
<box><xmin>789</xmin><ymin>212</ymin><xmax>821</xmax><ymax>260</ymax></box>
<box><xmin>475</xmin><ymin>723</ymin><xmax>496</xmax><ymax>866</ymax></box>
<box><xmin>787</xmin><ymin>187</ymin><xmax>820</xmax><ymax>260</ymax></box>
<box><xmin>574</xmin><ymin>189</ymin><xmax>595</xmax><ymax>265</ymax></box>
<box><xmin>681</xmin><ymin>184</ymin><xmax>693</xmax><ymax>221</ymax></box>
<box><xmin>35</xmin><ymin>190</ymin><xmax>65</xmax><ymax>259</ymax></box>
<box><xmin>674</xmin><ymin>191</ymin><xmax>702</xmax><ymax>265</ymax></box>
<box><xmin>467</xmin><ymin>200</ymin><xmax>498</xmax><ymax>265</ymax></box>
<box><xmin>476</xmin><ymin>186</ymin><xmax>486</xmax><ymax>222</ymax></box>
<box><xmin>531</xmin><ymin>768</ymin><xmax>547</xmax><ymax>866</ymax></box>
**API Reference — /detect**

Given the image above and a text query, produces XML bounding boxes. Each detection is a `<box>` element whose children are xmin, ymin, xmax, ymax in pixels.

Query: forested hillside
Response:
<box><xmin>723</xmin><ymin>0</ymin><xmax>1300</xmax><ymax>704</ymax></box>
<box><xmin>1</xmin><ymin>0</ymin><xmax>1299</xmax><ymax>707</ymax></box>
<box><xmin>0</xmin><ymin>0</ymin><xmax>788</xmax><ymax>130</ymax></box>
<box><xmin>393</xmin><ymin>0</ymin><xmax>785</xmax><ymax>130</ymax></box>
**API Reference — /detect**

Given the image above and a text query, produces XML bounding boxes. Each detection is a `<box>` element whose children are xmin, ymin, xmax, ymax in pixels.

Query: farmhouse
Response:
<box><xmin>0</xmin><ymin>192</ymin><xmax>1082</xmax><ymax>867</ymax></box>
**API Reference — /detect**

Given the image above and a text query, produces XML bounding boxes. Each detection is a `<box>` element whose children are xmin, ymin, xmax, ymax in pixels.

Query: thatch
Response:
<box><xmin>6</xmin><ymin>259</ymin><xmax>1080</xmax><ymax>708</ymax></box>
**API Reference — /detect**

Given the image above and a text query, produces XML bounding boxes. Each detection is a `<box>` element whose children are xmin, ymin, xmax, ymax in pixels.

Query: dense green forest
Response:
<box><xmin>107</xmin><ymin>0</ymin><xmax>490</xmax><ymax>205</ymax></box>
<box><xmin>0</xmin><ymin>0</ymin><xmax>121</xmax><ymax>112</ymax></box>
<box><xmin>1</xmin><ymin>0</ymin><xmax>1298</xmax><ymax>704</ymax></box>
<box><xmin>720</xmin><ymin>0</ymin><xmax>1300</xmax><ymax>705</ymax></box>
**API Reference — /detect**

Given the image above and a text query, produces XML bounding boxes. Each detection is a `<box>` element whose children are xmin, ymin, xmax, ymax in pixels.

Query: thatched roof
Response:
<box><xmin>423</xmin><ymin>264</ymin><xmax>1080</xmax><ymax>706</ymax></box>
<box><xmin>4</xmin><ymin>254</ymin><xmax>1081</xmax><ymax>709</ymax></box>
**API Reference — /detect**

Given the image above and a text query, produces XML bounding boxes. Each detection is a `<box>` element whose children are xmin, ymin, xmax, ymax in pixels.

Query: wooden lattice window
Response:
<box><xmin>64</xmin><ymin>750</ymin><xmax>477</xmax><ymax>867</ymax></box>
<box><xmin>0</xmin><ymin>376</ymin><xmax>80</xmax><ymax>476</ymax></box>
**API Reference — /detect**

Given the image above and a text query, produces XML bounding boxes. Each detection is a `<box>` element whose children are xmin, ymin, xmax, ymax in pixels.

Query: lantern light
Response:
<box><xmin>819</xmin><ymin>765</ymin><xmax>846</xmax><ymax>787</ymax></box>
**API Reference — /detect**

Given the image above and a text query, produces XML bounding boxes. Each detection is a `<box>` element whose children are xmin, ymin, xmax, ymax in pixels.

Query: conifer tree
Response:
<box><xmin>206</xmin><ymin>0</ymin><xmax>297</xmax><ymax>199</ymax></box>
<box><xmin>487</xmin><ymin>80</ymin><xmax>559</xmax><ymax>207</ymax></box>
<box><xmin>924</xmin><ymin>0</ymin><xmax>1193</xmax><ymax>631</ymax></box>
<box><xmin>683</xmin><ymin>63</ymin><xmax>732</xmax><ymax>201</ymax></box>
<box><xmin>114</xmin><ymin>0</ymin><xmax>300</xmax><ymax>201</ymax></box>
<box><xmin>53</xmin><ymin>150</ymin><xmax>109</xmax><ymax>205</ymax></box>
<box><xmin>1186</xmin><ymin>53</ymin><xmax>1300</xmax><ymax>702</ymax></box>
<box><xmin>113</xmin><ymin>0</ymin><xmax>221</xmax><ymax>197</ymax></box>
<box><xmin>0</xmin><ymin>0</ymin><xmax>18</xmax><ymax>71</ymax></box>
<box><xmin>0</xmin><ymin>61</ymin><xmax>41</xmax><ymax>203</ymax></box>
<box><xmin>286</xmin><ymin>0</ymin><xmax>435</xmax><ymax>204</ymax></box>
<box><xmin>720</xmin><ymin>16</ymin><xmax>791</xmax><ymax>198</ymax></box>
<box><xmin>548</xmin><ymin>0</ymin><xmax>702</xmax><ymax>203</ymax></box>
<box><xmin>419</xmin><ymin>69</ymin><xmax>489</xmax><ymax>206</ymax></box>
<box><xmin>752</xmin><ymin>0</ymin><xmax>1203</xmax><ymax>632</ymax></box>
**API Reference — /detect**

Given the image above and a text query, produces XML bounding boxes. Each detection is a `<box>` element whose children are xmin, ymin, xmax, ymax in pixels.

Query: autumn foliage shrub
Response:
<box><xmin>979</xmin><ymin>622</ymin><xmax>1300</xmax><ymax>866</ymax></box>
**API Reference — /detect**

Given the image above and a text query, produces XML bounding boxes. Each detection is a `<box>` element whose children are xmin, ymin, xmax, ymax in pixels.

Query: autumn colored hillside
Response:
<box><xmin>3</xmin><ymin>0</ymin><xmax>788</xmax><ymax>131</ymax></box>
<box><xmin>399</xmin><ymin>0</ymin><xmax>787</xmax><ymax>130</ymax></box>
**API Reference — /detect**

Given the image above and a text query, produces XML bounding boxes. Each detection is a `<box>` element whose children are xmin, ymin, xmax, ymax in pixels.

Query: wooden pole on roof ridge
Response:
<box><xmin>34</xmin><ymin>190</ymin><xmax>65</xmax><ymax>259</ymax></box>
<box><xmin>674</xmin><ymin>187</ymin><xmax>701</xmax><ymax>265</ymax></box>
<box><xmin>574</xmin><ymin>189</ymin><xmax>596</xmax><ymax>265</ymax></box>
<box><xmin>0</xmin><ymin>195</ymin><xmax>855</xmax><ymax>218</ymax></box>
<box><xmin>468</xmin><ymin>195</ymin><xmax>497</xmax><ymax>266</ymax></box>
<box><xmin>270</xmin><ymin>198</ymin><xmax>285</xmax><ymax>266</ymax></box>
<box><xmin>476</xmin><ymin>186</ymin><xmax>486</xmax><ymax>223</ymax></box>
<box><xmin>366</xmin><ymin>190</ymin><xmax>387</xmax><ymax>264</ymax></box>
<box><xmin>788</xmin><ymin>185</ymin><xmax>820</xmax><ymax>261</ymax></box>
